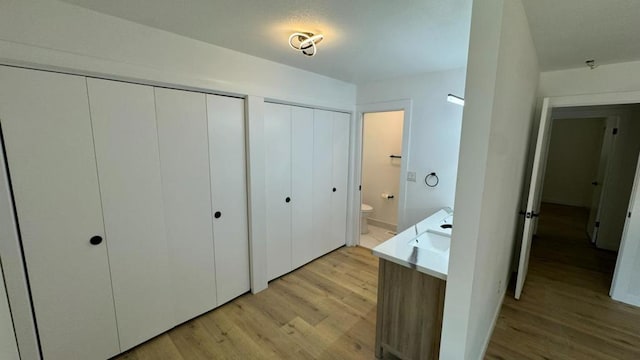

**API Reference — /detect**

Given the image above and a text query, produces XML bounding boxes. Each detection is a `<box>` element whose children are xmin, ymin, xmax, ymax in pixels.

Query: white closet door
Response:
<box><xmin>0</xmin><ymin>67</ymin><xmax>120</xmax><ymax>359</ymax></box>
<box><xmin>330</xmin><ymin>112</ymin><xmax>350</xmax><ymax>250</ymax></box>
<box><xmin>155</xmin><ymin>88</ymin><xmax>217</xmax><ymax>324</ymax></box>
<box><xmin>87</xmin><ymin>78</ymin><xmax>173</xmax><ymax>351</ymax></box>
<box><xmin>313</xmin><ymin>110</ymin><xmax>335</xmax><ymax>256</ymax></box>
<box><xmin>207</xmin><ymin>94</ymin><xmax>251</xmax><ymax>305</ymax></box>
<box><xmin>264</xmin><ymin>103</ymin><xmax>293</xmax><ymax>280</ymax></box>
<box><xmin>291</xmin><ymin>106</ymin><xmax>315</xmax><ymax>268</ymax></box>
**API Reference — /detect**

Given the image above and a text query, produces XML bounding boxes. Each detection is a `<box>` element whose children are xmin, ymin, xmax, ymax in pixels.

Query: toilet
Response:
<box><xmin>361</xmin><ymin>204</ymin><xmax>374</xmax><ymax>234</ymax></box>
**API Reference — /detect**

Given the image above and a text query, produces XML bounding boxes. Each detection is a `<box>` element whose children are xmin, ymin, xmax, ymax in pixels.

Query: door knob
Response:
<box><xmin>214</xmin><ymin>211</ymin><xmax>222</xmax><ymax>219</ymax></box>
<box><xmin>90</xmin><ymin>235</ymin><xmax>103</xmax><ymax>245</ymax></box>
<box><xmin>285</xmin><ymin>197</ymin><xmax>291</xmax><ymax>203</ymax></box>
<box><xmin>332</xmin><ymin>187</ymin><xmax>337</xmax><ymax>192</ymax></box>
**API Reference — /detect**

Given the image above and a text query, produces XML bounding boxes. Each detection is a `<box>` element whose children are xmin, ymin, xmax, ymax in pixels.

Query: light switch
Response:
<box><xmin>407</xmin><ymin>171</ymin><xmax>416</xmax><ymax>182</ymax></box>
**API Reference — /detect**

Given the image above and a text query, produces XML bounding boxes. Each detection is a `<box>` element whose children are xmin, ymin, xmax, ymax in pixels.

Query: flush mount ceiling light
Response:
<box><xmin>288</xmin><ymin>32</ymin><xmax>324</xmax><ymax>57</ymax></box>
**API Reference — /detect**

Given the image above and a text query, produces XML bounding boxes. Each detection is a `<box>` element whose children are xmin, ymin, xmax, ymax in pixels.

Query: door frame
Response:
<box><xmin>515</xmin><ymin>89</ymin><xmax>640</xmax><ymax>299</ymax></box>
<box><xmin>350</xmin><ymin>100</ymin><xmax>412</xmax><ymax>246</ymax></box>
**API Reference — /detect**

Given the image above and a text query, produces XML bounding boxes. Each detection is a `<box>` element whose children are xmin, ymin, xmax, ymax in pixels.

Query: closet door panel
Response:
<box><xmin>291</xmin><ymin>106</ymin><xmax>315</xmax><ymax>268</ymax></box>
<box><xmin>207</xmin><ymin>94</ymin><xmax>251</xmax><ymax>304</ymax></box>
<box><xmin>313</xmin><ymin>110</ymin><xmax>335</xmax><ymax>256</ymax></box>
<box><xmin>87</xmin><ymin>78</ymin><xmax>173</xmax><ymax>351</ymax></box>
<box><xmin>331</xmin><ymin>112</ymin><xmax>351</xmax><ymax>250</ymax></box>
<box><xmin>264</xmin><ymin>103</ymin><xmax>292</xmax><ymax>280</ymax></box>
<box><xmin>155</xmin><ymin>88</ymin><xmax>217</xmax><ymax>324</ymax></box>
<box><xmin>0</xmin><ymin>67</ymin><xmax>119</xmax><ymax>359</ymax></box>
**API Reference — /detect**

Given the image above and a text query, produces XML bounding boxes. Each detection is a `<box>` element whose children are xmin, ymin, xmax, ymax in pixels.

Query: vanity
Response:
<box><xmin>372</xmin><ymin>208</ymin><xmax>452</xmax><ymax>360</ymax></box>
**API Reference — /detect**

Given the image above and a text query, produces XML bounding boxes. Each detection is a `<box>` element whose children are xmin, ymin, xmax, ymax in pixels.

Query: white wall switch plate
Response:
<box><xmin>407</xmin><ymin>171</ymin><xmax>416</xmax><ymax>182</ymax></box>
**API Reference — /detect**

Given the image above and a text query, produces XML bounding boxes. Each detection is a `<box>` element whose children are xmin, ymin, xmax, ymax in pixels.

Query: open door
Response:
<box><xmin>515</xmin><ymin>98</ymin><xmax>554</xmax><ymax>299</ymax></box>
<box><xmin>586</xmin><ymin>117</ymin><xmax>619</xmax><ymax>242</ymax></box>
<box><xmin>610</xmin><ymin>154</ymin><xmax>640</xmax><ymax>307</ymax></box>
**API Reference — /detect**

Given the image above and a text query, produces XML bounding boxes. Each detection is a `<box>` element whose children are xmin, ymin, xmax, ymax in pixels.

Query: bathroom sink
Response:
<box><xmin>409</xmin><ymin>232</ymin><xmax>450</xmax><ymax>254</ymax></box>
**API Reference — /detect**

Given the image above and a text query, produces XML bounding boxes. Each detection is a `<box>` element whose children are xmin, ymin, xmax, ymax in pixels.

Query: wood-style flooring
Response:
<box><xmin>114</xmin><ymin>246</ymin><xmax>384</xmax><ymax>360</ymax></box>
<box><xmin>486</xmin><ymin>203</ymin><xmax>640</xmax><ymax>359</ymax></box>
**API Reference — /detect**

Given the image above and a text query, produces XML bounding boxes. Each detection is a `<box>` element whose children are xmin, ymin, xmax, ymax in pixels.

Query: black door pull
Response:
<box><xmin>90</xmin><ymin>236</ymin><xmax>103</xmax><ymax>245</ymax></box>
<box><xmin>214</xmin><ymin>211</ymin><xmax>222</xmax><ymax>219</ymax></box>
<box><xmin>285</xmin><ymin>197</ymin><xmax>291</xmax><ymax>203</ymax></box>
<box><xmin>332</xmin><ymin>187</ymin><xmax>336</xmax><ymax>192</ymax></box>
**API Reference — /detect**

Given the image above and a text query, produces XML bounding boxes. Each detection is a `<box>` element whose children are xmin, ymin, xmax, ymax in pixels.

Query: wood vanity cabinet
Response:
<box><xmin>375</xmin><ymin>258</ymin><xmax>446</xmax><ymax>360</ymax></box>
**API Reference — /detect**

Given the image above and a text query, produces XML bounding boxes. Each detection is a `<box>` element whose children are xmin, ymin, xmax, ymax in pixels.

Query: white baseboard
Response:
<box><xmin>478</xmin><ymin>290</ymin><xmax>506</xmax><ymax>359</ymax></box>
<box><xmin>367</xmin><ymin>218</ymin><xmax>397</xmax><ymax>232</ymax></box>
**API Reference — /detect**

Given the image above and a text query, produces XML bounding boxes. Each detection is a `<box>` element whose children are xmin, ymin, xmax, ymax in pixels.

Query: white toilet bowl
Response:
<box><xmin>361</xmin><ymin>204</ymin><xmax>374</xmax><ymax>234</ymax></box>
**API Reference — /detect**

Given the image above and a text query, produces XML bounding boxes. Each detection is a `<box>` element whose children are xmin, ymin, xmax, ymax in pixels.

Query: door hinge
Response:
<box><xmin>595</xmin><ymin>221</ymin><xmax>600</xmax><ymax>228</ymax></box>
<box><xmin>613</xmin><ymin>128</ymin><xmax>619</xmax><ymax>135</ymax></box>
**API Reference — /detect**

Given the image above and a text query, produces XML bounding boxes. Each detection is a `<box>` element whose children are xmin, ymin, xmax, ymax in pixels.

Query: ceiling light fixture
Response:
<box><xmin>288</xmin><ymin>32</ymin><xmax>324</xmax><ymax>57</ymax></box>
<box><xmin>447</xmin><ymin>94</ymin><xmax>465</xmax><ymax>106</ymax></box>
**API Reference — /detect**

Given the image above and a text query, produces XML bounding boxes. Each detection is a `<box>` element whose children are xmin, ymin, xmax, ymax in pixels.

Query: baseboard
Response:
<box><xmin>367</xmin><ymin>218</ymin><xmax>397</xmax><ymax>232</ymax></box>
<box><xmin>478</xmin><ymin>289</ymin><xmax>506</xmax><ymax>359</ymax></box>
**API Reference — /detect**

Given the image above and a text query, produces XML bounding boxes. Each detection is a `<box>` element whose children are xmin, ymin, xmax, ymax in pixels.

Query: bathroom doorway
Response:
<box><xmin>359</xmin><ymin>110</ymin><xmax>405</xmax><ymax>249</ymax></box>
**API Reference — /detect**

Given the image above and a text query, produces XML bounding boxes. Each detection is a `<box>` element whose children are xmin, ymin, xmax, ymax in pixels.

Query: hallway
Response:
<box><xmin>486</xmin><ymin>203</ymin><xmax>640</xmax><ymax>359</ymax></box>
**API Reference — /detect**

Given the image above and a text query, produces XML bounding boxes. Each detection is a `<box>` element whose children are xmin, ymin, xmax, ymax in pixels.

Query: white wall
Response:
<box><xmin>362</xmin><ymin>111</ymin><xmax>404</xmax><ymax>228</ymax></box>
<box><xmin>441</xmin><ymin>0</ymin><xmax>540</xmax><ymax>358</ymax></box>
<box><xmin>540</xmin><ymin>60</ymin><xmax>640</xmax><ymax>98</ymax></box>
<box><xmin>0</xmin><ymin>0</ymin><xmax>356</xmax><ymax>110</ymax></box>
<box><xmin>542</xmin><ymin>118</ymin><xmax>605</xmax><ymax>207</ymax></box>
<box><xmin>357</xmin><ymin>68</ymin><xmax>466</xmax><ymax>229</ymax></box>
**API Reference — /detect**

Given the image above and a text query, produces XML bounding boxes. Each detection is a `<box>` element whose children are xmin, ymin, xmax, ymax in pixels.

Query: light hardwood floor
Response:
<box><xmin>114</xmin><ymin>246</ymin><xmax>383</xmax><ymax>360</ymax></box>
<box><xmin>486</xmin><ymin>203</ymin><xmax>640</xmax><ymax>359</ymax></box>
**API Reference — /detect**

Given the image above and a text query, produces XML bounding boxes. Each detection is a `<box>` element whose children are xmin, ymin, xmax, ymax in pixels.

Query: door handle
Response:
<box><xmin>591</xmin><ymin>181</ymin><xmax>599</xmax><ymax>186</ymax></box>
<box><xmin>525</xmin><ymin>211</ymin><xmax>540</xmax><ymax>219</ymax></box>
<box><xmin>90</xmin><ymin>235</ymin><xmax>103</xmax><ymax>245</ymax></box>
<box><xmin>332</xmin><ymin>187</ymin><xmax>336</xmax><ymax>192</ymax></box>
<box><xmin>214</xmin><ymin>211</ymin><xmax>222</xmax><ymax>219</ymax></box>
<box><xmin>285</xmin><ymin>197</ymin><xmax>291</xmax><ymax>203</ymax></box>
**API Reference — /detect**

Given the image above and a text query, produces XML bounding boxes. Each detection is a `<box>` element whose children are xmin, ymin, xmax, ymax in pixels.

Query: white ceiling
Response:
<box><xmin>522</xmin><ymin>0</ymin><xmax>640</xmax><ymax>71</ymax></box>
<box><xmin>59</xmin><ymin>0</ymin><xmax>472</xmax><ymax>84</ymax></box>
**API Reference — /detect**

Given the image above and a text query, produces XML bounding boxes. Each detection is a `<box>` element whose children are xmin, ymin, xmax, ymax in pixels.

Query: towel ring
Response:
<box><xmin>425</xmin><ymin>172</ymin><xmax>439</xmax><ymax>188</ymax></box>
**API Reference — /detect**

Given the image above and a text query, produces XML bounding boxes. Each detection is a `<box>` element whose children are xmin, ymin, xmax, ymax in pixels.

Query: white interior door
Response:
<box><xmin>330</xmin><ymin>112</ymin><xmax>350</xmax><ymax>251</ymax></box>
<box><xmin>587</xmin><ymin>117</ymin><xmax>618</xmax><ymax>242</ymax></box>
<box><xmin>515</xmin><ymin>98</ymin><xmax>554</xmax><ymax>299</ymax></box>
<box><xmin>313</xmin><ymin>109</ymin><xmax>335</xmax><ymax>256</ymax></box>
<box><xmin>264</xmin><ymin>103</ymin><xmax>293</xmax><ymax>280</ymax></box>
<box><xmin>155</xmin><ymin>88</ymin><xmax>217</xmax><ymax>324</ymax></box>
<box><xmin>291</xmin><ymin>106</ymin><xmax>315</xmax><ymax>269</ymax></box>
<box><xmin>610</xmin><ymin>154</ymin><xmax>640</xmax><ymax>307</ymax></box>
<box><xmin>88</xmin><ymin>78</ymin><xmax>173</xmax><ymax>350</ymax></box>
<box><xmin>0</xmin><ymin>67</ymin><xmax>120</xmax><ymax>359</ymax></box>
<box><xmin>207</xmin><ymin>94</ymin><xmax>251</xmax><ymax>305</ymax></box>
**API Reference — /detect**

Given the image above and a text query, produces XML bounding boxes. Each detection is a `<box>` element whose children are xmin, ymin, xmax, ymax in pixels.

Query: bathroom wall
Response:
<box><xmin>362</xmin><ymin>111</ymin><xmax>404</xmax><ymax>229</ymax></box>
<box><xmin>542</xmin><ymin>118</ymin><xmax>605</xmax><ymax>207</ymax></box>
<box><xmin>357</xmin><ymin>68</ymin><xmax>466</xmax><ymax>230</ymax></box>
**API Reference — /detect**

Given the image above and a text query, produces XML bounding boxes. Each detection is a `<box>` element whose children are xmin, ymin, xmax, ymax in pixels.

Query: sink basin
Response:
<box><xmin>409</xmin><ymin>232</ymin><xmax>450</xmax><ymax>254</ymax></box>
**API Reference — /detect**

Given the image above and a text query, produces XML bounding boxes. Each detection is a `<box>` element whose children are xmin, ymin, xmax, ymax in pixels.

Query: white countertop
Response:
<box><xmin>372</xmin><ymin>209</ymin><xmax>452</xmax><ymax>281</ymax></box>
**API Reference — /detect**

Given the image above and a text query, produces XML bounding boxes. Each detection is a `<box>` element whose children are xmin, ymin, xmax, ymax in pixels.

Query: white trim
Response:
<box><xmin>548</xmin><ymin>90</ymin><xmax>640</xmax><ymax>108</ymax></box>
<box><xmin>352</xmin><ymin>100</ymin><xmax>413</xmax><ymax>246</ymax></box>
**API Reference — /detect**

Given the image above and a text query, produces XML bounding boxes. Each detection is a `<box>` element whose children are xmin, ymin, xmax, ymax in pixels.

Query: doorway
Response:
<box><xmin>359</xmin><ymin>110</ymin><xmax>405</xmax><ymax>249</ymax></box>
<box><xmin>516</xmin><ymin>100</ymin><xmax>640</xmax><ymax>305</ymax></box>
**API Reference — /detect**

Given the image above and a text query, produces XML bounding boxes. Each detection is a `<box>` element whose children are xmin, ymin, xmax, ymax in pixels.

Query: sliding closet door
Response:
<box><xmin>0</xmin><ymin>67</ymin><xmax>119</xmax><ymax>359</ymax></box>
<box><xmin>264</xmin><ymin>103</ymin><xmax>293</xmax><ymax>280</ymax></box>
<box><xmin>207</xmin><ymin>94</ymin><xmax>250</xmax><ymax>305</ymax></box>
<box><xmin>155</xmin><ymin>88</ymin><xmax>217</xmax><ymax>324</ymax></box>
<box><xmin>330</xmin><ymin>112</ymin><xmax>351</xmax><ymax>250</ymax></box>
<box><xmin>291</xmin><ymin>106</ymin><xmax>315</xmax><ymax>268</ymax></box>
<box><xmin>87</xmin><ymin>78</ymin><xmax>173</xmax><ymax>351</ymax></box>
<box><xmin>313</xmin><ymin>110</ymin><xmax>335</xmax><ymax>256</ymax></box>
